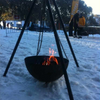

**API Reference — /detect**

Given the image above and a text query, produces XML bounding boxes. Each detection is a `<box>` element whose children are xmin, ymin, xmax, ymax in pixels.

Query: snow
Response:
<box><xmin>0</xmin><ymin>28</ymin><xmax>100</xmax><ymax>100</ymax></box>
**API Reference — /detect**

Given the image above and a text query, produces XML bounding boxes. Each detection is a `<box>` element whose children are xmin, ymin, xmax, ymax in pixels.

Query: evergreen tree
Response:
<box><xmin>0</xmin><ymin>0</ymin><xmax>96</xmax><ymax>26</ymax></box>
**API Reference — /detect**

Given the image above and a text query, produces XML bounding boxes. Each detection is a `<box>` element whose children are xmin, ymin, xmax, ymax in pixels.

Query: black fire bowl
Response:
<box><xmin>24</xmin><ymin>56</ymin><xmax>69</xmax><ymax>82</ymax></box>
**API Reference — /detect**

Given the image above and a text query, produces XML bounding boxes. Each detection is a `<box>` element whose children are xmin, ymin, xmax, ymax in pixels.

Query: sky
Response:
<box><xmin>82</xmin><ymin>0</ymin><xmax>100</xmax><ymax>15</ymax></box>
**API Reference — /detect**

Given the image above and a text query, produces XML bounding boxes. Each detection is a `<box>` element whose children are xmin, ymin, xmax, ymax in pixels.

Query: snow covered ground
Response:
<box><xmin>0</xmin><ymin>29</ymin><xmax>100</xmax><ymax>100</ymax></box>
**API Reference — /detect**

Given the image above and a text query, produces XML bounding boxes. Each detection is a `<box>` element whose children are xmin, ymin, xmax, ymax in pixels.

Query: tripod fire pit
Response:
<box><xmin>25</xmin><ymin>56</ymin><xmax>69</xmax><ymax>82</ymax></box>
<box><xmin>3</xmin><ymin>0</ymin><xmax>80</xmax><ymax>99</ymax></box>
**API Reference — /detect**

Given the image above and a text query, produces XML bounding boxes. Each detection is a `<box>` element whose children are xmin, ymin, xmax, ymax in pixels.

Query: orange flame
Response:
<box><xmin>42</xmin><ymin>48</ymin><xmax>58</xmax><ymax>65</ymax></box>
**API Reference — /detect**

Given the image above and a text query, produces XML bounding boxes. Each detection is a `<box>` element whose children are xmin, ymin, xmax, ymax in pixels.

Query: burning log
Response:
<box><xmin>42</xmin><ymin>55</ymin><xmax>58</xmax><ymax>65</ymax></box>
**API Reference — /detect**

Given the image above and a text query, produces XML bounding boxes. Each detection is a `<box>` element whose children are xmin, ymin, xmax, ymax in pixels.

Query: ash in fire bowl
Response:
<box><xmin>25</xmin><ymin>56</ymin><xmax>69</xmax><ymax>82</ymax></box>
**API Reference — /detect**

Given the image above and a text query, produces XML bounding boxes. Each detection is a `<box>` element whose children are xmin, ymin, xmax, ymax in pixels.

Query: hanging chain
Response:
<box><xmin>59</xmin><ymin>37</ymin><xmax>68</xmax><ymax>59</ymax></box>
<box><xmin>36</xmin><ymin>0</ymin><xmax>46</xmax><ymax>56</ymax></box>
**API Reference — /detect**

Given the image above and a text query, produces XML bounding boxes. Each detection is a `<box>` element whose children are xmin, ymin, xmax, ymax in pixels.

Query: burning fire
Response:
<box><xmin>42</xmin><ymin>48</ymin><xmax>58</xmax><ymax>65</ymax></box>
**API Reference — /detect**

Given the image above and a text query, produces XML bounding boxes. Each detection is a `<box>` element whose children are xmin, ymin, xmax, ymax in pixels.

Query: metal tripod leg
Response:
<box><xmin>3</xmin><ymin>0</ymin><xmax>37</xmax><ymax>76</ymax></box>
<box><xmin>52</xmin><ymin>0</ymin><xmax>79</xmax><ymax>68</ymax></box>
<box><xmin>46</xmin><ymin>0</ymin><xmax>74</xmax><ymax>100</ymax></box>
